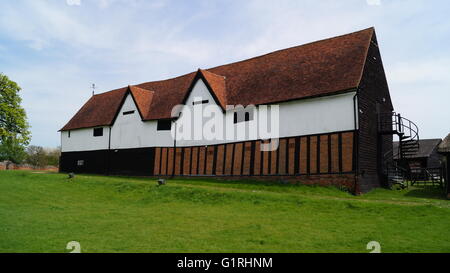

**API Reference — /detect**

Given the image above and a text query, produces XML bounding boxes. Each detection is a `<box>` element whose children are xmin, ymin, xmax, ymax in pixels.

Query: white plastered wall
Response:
<box><xmin>61</xmin><ymin>127</ymin><xmax>110</xmax><ymax>152</ymax></box>
<box><xmin>61</xmin><ymin>79</ymin><xmax>358</xmax><ymax>151</ymax></box>
<box><xmin>109</xmin><ymin>93</ymin><xmax>172</xmax><ymax>149</ymax></box>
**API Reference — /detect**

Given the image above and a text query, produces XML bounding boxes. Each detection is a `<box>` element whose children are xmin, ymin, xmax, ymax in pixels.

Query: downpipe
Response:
<box><xmin>353</xmin><ymin>92</ymin><xmax>360</xmax><ymax>195</ymax></box>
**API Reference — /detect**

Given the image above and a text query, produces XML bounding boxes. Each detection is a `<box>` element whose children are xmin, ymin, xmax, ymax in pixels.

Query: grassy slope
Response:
<box><xmin>0</xmin><ymin>170</ymin><xmax>449</xmax><ymax>253</ymax></box>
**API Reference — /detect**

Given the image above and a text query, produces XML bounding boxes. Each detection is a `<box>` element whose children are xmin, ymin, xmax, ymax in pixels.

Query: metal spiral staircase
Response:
<box><xmin>379</xmin><ymin>112</ymin><xmax>420</xmax><ymax>187</ymax></box>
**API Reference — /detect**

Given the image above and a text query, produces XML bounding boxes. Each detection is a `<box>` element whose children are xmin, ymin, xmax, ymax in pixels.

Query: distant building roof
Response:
<box><xmin>393</xmin><ymin>138</ymin><xmax>442</xmax><ymax>159</ymax></box>
<box><xmin>438</xmin><ymin>134</ymin><xmax>450</xmax><ymax>153</ymax></box>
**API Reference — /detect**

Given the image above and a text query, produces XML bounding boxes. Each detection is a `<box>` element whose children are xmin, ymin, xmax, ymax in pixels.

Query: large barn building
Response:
<box><xmin>59</xmin><ymin>28</ymin><xmax>415</xmax><ymax>193</ymax></box>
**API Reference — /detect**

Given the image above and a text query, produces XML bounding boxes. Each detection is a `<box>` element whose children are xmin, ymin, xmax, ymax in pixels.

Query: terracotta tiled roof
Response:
<box><xmin>61</xmin><ymin>87</ymin><xmax>127</xmax><ymax>131</ymax></box>
<box><xmin>198</xmin><ymin>69</ymin><xmax>227</xmax><ymax>109</ymax></box>
<box><xmin>129</xmin><ymin>85</ymin><xmax>154</xmax><ymax>119</ymax></box>
<box><xmin>61</xmin><ymin>27</ymin><xmax>375</xmax><ymax>131</ymax></box>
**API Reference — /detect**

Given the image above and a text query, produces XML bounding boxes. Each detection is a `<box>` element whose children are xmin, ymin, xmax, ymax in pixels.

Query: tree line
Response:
<box><xmin>1</xmin><ymin>73</ymin><xmax>60</xmax><ymax>169</ymax></box>
<box><xmin>23</xmin><ymin>146</ymin><xmax>61</xmax><ymax>168</ymax></box>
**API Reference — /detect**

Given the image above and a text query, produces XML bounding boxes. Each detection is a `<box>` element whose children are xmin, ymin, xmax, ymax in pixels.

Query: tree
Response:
<box><xmin>45</xmin><ymin>147</ymin><xmax>61</xmax><ymax>167</ymax></box>
<box><xmin>0</xmin><ymin>137</ymin><xmax>27</xmax><ymax>168</ymax></box>
<box><xmin>25</xmin><ymin>146</ymin><xmax>60</xmax><ymax>168</ymax></box>
<box><xmin>0</xmin><ymin>73</ymin><xmax>31</xmax><ymax>168</ymax></box>
<box><xmin>25</xmin><ymin>145</ymin><xmax>47</xmax><ymax>168</ymax></box>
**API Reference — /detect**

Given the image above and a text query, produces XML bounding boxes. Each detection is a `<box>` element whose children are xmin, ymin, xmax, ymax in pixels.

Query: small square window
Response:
<box><xmin>93</xmin><ymin>127</ymin><xmax>103</xmax><ymax>137</ymax></box>
<box><xmin>77</xmin><ymin>160</ymin><xmax>84</xmax><ymax>166</ymax></box>
<box><xmin>157</xmin><ymin>120</ymin><xmax>172</xmax><ymax>131</ymax></box>
<box><xmin>234</xmin><ymin>111</ymin><xmax>253</xmax><ymax>123</ymax></box>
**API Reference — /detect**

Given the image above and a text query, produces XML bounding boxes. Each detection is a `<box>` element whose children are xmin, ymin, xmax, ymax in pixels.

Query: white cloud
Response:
<box><xmin>66</xmin><ymin>0</ymin><xmax>81</xmax><ymax>6</ymax></box>
<box><xmin>366</xmin><ymin>0</ymin><xmax>381</xmax><ymax>6</ymax></box>
<box><xmin>386</xmin><ymin>58</ymin><xmax>450</xmax><ymax>139</ymax></box>
<box><xmin>387</xmin><ymin>59</ymin><xmax>450</xmax><ymax>85</ymax></box>
<box><xmin>229</xmin><ymin>0</ymin><xmax>374</xmax><ymax>60</ymax></box>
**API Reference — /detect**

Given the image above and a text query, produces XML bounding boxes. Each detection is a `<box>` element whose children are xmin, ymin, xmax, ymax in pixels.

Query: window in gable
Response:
<box><xmin>157</xmin><ymin>120</ymin><xmax>172</xmax><ymax>131</ymax></box>
<box><xmin>68</xmin><ymin>130</ymin><xmax>71</xmax><ymax>138</ymax></box>
<box><xmin>93</xmin><ymin>127</ymin><xmax>103</xmax><ymax>137</ymax></box>
<box><xmin>123</xmin><ymin>110</ymin><xmax>135</xmax><ymax>115</ymax></box>
<box><xmin>193</xmin><ymin>99</ymin><xmax>209</xmax><ymax>105</ymax></box>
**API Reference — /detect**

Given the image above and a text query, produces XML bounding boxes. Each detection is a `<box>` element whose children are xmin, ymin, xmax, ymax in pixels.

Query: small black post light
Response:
<box><xmin>157</xmin><ymin>178</ymin><xmax>166</xmax><ymax>186</ymax></box>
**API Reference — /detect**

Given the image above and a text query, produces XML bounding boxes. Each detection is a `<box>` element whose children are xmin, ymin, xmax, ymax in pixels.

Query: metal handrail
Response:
<box><xmin>379</xmin><ymin>112</ymin><xmax>419</xmax><ymax>142</ymax></box>
<box><xmin>397</xmin><ymin>114</ymin><xmax>419</xmax><ymax>141</ymax></box>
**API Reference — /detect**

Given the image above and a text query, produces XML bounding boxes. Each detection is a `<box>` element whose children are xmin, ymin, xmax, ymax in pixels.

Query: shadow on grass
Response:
<box><xmin>404</xmin><ymin>186</ymin><xmax>447</xmax><ymax>200</ymax></box>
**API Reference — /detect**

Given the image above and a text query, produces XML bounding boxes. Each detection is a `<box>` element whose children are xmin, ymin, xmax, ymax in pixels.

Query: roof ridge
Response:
<box><xmin>199</xmin><ymin>68</ymin><xmax>226</xmax><ymax>79</ymax></box>
<box><xmin>208</xmin><ymin>27</ymin><xmax>374</xmax><ymax>72</ymax></box>
<box><xmin>93</xmin><ymin>86</ymin><xmax>127</xmax><ymax>97</ymax></box>
<box><xmin>129</xmin><ymin>85</ymin><xmax>155</xmax><ymax>93</ymax></box>
<box><xmin>133</xmin><ymin>72</ymin><xmax>196</xmax><ymax>90</ymax></box>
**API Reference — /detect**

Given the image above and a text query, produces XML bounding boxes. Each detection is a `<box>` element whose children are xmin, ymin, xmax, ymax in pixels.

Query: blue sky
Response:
<box><xmin>0</xmin><ymin>0</ymin><xmax>449</xmax><ymax>147</ymax></box>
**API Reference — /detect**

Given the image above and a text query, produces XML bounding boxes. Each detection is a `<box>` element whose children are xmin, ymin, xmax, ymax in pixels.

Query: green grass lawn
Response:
<box><xmin>0</xmin><ymin>170</ymin><xmax>449</xmax><ymax>253</ymax></box>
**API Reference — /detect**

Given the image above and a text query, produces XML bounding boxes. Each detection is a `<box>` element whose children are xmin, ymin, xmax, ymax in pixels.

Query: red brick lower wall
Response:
<box><xmin>0</xmin><ymin>163</ymin><xmax>58</xmax><ymax>172</ymax></box>
<box><xmin>162</xmin><ymin>174</ymin><xmax>358</xmax><ymax>193</ymax></box>
<box><xmin>223</xmin><ymin>174</ymin><xmax>357</xmax><ymax>189</ymax></box>
<box><xmin>153</xmin><ymin>131</ymin><xmax>357</xmax><ymax>191</ymax></box>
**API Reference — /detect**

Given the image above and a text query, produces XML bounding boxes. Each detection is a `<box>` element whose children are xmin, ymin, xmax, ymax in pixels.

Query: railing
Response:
<box><xmin>410</xmin><ymin>167</ymin><xmax>444</xmax><ymax>187</ymax></box>
<box><xmin>379</xmin><ymin>112</ymin><xmax>419</xmax><ymax>141</ymax></box>
<box><xmin>398</xmin><ymin>114</ymin><xmax>419</xmax><ymax>142</ymax></box>
<box><xmin>379</xmin><ymin>111</ymin><xmax>420</xmax><ymax>161</ymax></box>
<box><xmin>387</xmin><ymin>165</ymin><xmax>444</xmax><ymax>189</ymax></box>
<box><xmin>386</xmin><ymin>161</ymin><xmax>410</xmax><ymax>188</ymax></box>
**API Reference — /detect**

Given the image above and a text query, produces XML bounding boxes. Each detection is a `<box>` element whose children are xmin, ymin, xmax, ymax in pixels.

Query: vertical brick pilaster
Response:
<box><xmin>233</xmin><ymin>143</ymin><xmax>243</xmax><ymax>175</ymax></box>
<box><xmin>242</xmin><ymin>142</ymin><xmax>252</xmax><ymax>175</ymax></box>
<box><xmin>253</xmin><ymin>141</ymin><xmax>261</xmax><ymax>175</ymax></box>
<box><xmin>320</xmin><ymin>135</ymin><xmax>329</xmax><ymax>173</ymax></box>
<box><xmin>183</xmin><ymin>147</ymin><xmax>191</xmax><ymax>175</ymax></box>
<box><xmin>288</xmin><ymin>138</ymin><xmax>296</xmax><ymax>175</ymax></box>
<box><xmin>205</xmin><ymin>146</ymin><xmax>214</xmax><ymax>175</ymax></box>
<box><xmin>167</xmin><ymin>148</ymin><xmax>174</xmax><ymax>175</ymax></box>
<box><xmin>310</xmin><ymin>136</ymin><xmax>318</xmax><ymax>174</ymax></box>
<box><xmin>331</xmin><ymin>134</ymin><xmax>340</xmax><ymax>173</ymax></box>
<box><xmin>215</xmin><ymin>145</ymin><xmax>225</xmax><ymax>175</ymax></box>
<box><xmin>154</xmin><ymin>147</ymin><xmax>161</xmax><ymax>175</ymax></box>
<box><xmin>299</xmin><ymin>137</ymin><xmax>308</xmax><ymax>174</ymax></box>
<box><xmin>198</xmin><ymin>146</ymin><xmax>206</xmax><ymax>175</ymax></box>
<box><xmin>224</xmin><ymin>143</ymin><xmax>234</xmax><ymax>175</ymax></box>
<box><xmin>342</xmin><ymin>132</ymin><xmax>354</xmax><ymax>172</ymax></box>
<box><xmin>278</xmin><ymin>139</ymin><xmax>287</xmax><ymax>175</ymax></box>
<box><xmin>160</xmin><ymin>147</ymin><xmax>168</xmax><ymax>175</ymax></box>
<box><xmin>174</xmin><ymin>148</ymin><xmax>182</xmax><ymax>175</ymax></box>
<box><xmin>191</xmin><ymin>147</ymin><xmax>199</xmax><ymax>175</ymax></box>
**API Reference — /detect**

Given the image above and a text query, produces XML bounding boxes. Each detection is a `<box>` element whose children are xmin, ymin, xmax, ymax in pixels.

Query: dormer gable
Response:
<box><xmin>181</xmin><ymin>69</ymin><xmax>227</xmax><ymax>111</ymax></box>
